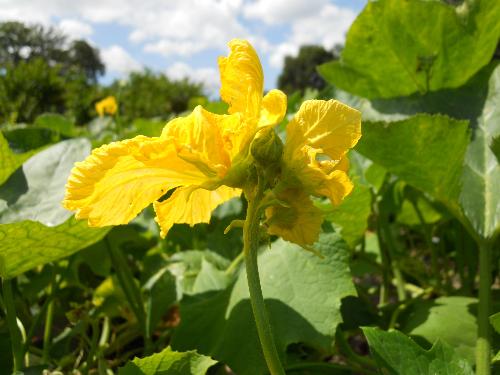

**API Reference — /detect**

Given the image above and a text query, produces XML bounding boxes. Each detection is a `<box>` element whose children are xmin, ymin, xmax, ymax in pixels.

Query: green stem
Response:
<box><xmin>243</xmin><ymin>178</ymin><xmax>285</xmax><ymax>375</ymax></box>
<box><xmin>411</xmin><ymin>200</ymin><xmax>441</xmax><ymax>290</ymax></box>
<box><xmin>2</xmin><ymin>279</ymin><xmax>24</xmax><ymax>371</ymax></box>
<box><xmin>225</xmin><ymin>251</ymin><xmax>244</xmax><ymax>275</ymax></box>
<box><xmin>105</xmin><ymin>238</ymin><xmax>151</xmax><ymax>352</ymax></box>
<box><xmin>476</xmin><ymin>241</ymin><xmax>492</xmax><ymax>375</ymax></box>
<box><xmin>42</xmin><ymin>277</ymin><xmax>56</xmax><ymax>364</ymax></box>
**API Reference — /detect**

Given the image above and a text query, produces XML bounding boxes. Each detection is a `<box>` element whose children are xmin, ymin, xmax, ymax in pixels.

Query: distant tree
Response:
<box><xmin>0</xmin><ymin>21</ymin><xmax>105</xmax><ymax>82</ymax></box>
<box><xmin>67</xmin><ymin>40</ymin><xmax>105</xmax><ymax>83</ymax></box>
<box><xmin>107</xmin><ymin>70</ymin><xmax>204</xmax><ymax>120</ymax></box>
<box><xmin>0</xmin><ymin>58</ymin><xmax>65</xmax><ymax>123</ymax></box>
<box><xmin>277</xmin><ymin>45</ymin><xmax>340</xmax><ymax>95</ymax></box>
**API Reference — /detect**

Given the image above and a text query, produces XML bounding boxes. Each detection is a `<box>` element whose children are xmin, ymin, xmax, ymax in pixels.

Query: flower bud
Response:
<box><xmin>250</xmin><ymin>127</ymin><xmax>283</xmax><ymax>168</ymax></box>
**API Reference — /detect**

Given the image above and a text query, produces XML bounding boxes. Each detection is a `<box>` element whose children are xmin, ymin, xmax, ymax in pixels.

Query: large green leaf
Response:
<box><xmin>459</xmin><ymin>65</ymin><xmax>500</xmax><ymax>240</ymax></box>
<box><xmin>0</xmin><ymin>131</ymin><xmax>35</xmax><ymax>185</ymax></box>
<box><xmin>0</xmin><ymin>218</ymin><xmax>108</xmax><ymax>279</ymax></box>
<box><xmin>318</xmin><ymin>0</ymin><xmax>500</xmax><ymax>99</ymax></box>
<box><xmin>118</xmin><ymin>346</ymin><xmax>216</xmax><ymax>375</ymax></box>
<box><xmin>317</xmin><ymin>182</ymin><xmax>372</xmax><ymax>248</ymax></box>
<box><xmin>363</xmin><ymin>327</ymin><xmax>474</xmax><ymax>375</ymax></box>
<box><xmin>401</xmin><ymin>297</ymin><xmax>477</xmax><ymax>363</ymax></box>
<box><xmin>34</xmin><ymin>113</ymin><xmax>75</xmax><ymax>136</ymax></box>
<box><xmin>172</xmin><ymin>233</ymin><xmax>356</xmax><ymax>375</ymax></box>
<box><xmin>0</xmin><ymin>138</ymin><xmax>90</xmax><ymax>226</ymax></box>
<box><xmin>355</xmin><ymin>114</ymin><xmax>469</xmax><ymax>208</ymax></box>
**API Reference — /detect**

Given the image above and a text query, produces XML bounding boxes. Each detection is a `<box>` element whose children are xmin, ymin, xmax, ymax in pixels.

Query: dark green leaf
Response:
<box><xmin>118</xmin><ymin>346</ymin><xmax>216</xmax><ymax>375</ymax></box>
<box><xmin>172</xmin><ymin>233</ymin><xmax>356</xmax><ymax>375</ymax></box>
<box><xmin>363</xmin><ymin>327</ymin><xmax>474</xmax><ymax>375</ymax></box>
<box><xmin>319</xmin><ymin>0</ymin><xmax>500</xmax><ymax>98</ymax></box>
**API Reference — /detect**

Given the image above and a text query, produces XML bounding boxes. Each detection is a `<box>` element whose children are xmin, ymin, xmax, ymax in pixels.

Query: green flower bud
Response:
<box><xmin>250</xmin><ymin>127</ymin><xmax>283</xmax><ymax>168</ymax></box>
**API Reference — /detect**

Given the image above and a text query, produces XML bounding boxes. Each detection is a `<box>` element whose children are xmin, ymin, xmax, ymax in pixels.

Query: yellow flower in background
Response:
<box><xmin>95</xmin><ymin>96</ymin><xmax>118</xmax><ymax>116</ymax></box>
<box><xmin>63</xmin><ymin>39</ymin><xmax>287</xmax><ymax>238</ymax></box>
<box><xmin>265</xmin><ymin>99</ymin><xmax>361</xmax><ymax>247</ymax></box>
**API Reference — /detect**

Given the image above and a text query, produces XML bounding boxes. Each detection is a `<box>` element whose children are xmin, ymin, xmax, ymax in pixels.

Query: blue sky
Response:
<box><xmin>0</xmin><ymin>0</ymin><xmax>367</xmax><ymax>95</ymax></box>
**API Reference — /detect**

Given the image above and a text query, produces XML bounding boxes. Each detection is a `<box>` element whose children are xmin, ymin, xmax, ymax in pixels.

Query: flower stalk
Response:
<box><xmin>243</xmin><ymin>173</ymin><xmax>285</xmax><ymax>375</ymax></box>
<box><xmin>476</xmin><ymin>241</ymin><xmax>492</xmax><ymax>375</ymax></box>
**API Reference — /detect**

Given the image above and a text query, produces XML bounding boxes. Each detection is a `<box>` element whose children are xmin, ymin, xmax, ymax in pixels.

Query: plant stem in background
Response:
<box><xmin>476</xmin><ymin>241</ymin><xmax>492</xmax><ymax>375</ymax></box>
<box><xmin>105</xmin><ymin>238</ymin><xmax>151</xmax><ymax>353</ymax></box>
<box><xmin>243</xmin><ymin>177</ymin><xmax>285</xmax><ymax>375</ymax></box>
<box><xmin>2</xmin><ymin>278</ymin><xmax>24</xmax><ymax>371</ymax></box>
<box><xmin>42</xmin><ymin>281</ymin><xmax>55</xmax><ymax>363</ymax></box>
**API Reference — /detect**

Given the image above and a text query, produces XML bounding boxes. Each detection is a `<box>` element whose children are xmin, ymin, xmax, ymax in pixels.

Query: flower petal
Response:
<box><xmin>265</xmin><ymin>189</ymin><xmax>323</xmax><ymax>246</ymax></box>
<box><xmin>218</xmin><ymin>39</ymin><xmax>263</xmax><ymax>121</ymax></box>
<box><xmin>258</xmin><ymin>89</ymin><xmax>287</xmax><ymax>127</ymax></box>
<box><xmin>286</xmin><ymin>99</ymin><xmax>361</xmax><ymax>160</ymax></box>
<box><xmin>63</xmin><ymin>136</ymin><xmax>207</xmax><ymax>227</ymax></box>
<box><xmin>281</xmin><ymin>145</ymin><xmax>353</xmax><ymax>206</ymax></box>
<box><xmin>161</xmin><ymin>106</ymin><xmax>235</xmax><ymax>177</ymax></box>
<box><xmin>154</xmin><ymin>185</ymin><xmax>241</xmax><ymax>238</ymax></box>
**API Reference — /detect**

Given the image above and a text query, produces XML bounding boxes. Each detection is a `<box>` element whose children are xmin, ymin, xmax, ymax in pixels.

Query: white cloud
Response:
<box><xmin>166</xmin><ymin>62</ymin><xmax>220</xmax><ymax>96</ymax></box>
<box><xmin>101</xmin><ymin>45</ymin><xmax>142</xmax><ymax>75</ymax></box>
<box><xmin>244</xmin><ymin>0</ymin><xmax>330</xmax><ymax>25</ymax></box>
<box><xmin>268</xmin><ymin>3</ymin><xmax>356</xmax><ymax>69</ymax></box>
<box><xmin>58</xmin><ymin>19</ymin><xmax>93</xmax><ymax>40</ymax></box>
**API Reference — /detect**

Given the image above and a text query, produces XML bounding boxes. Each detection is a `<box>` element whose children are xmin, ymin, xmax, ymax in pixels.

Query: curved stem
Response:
<box><xmin>243</xmin><ymin>178</ymin><xmax>285</xmax><ymax>375</ymax></box>
<box><xmin>2</xmin><ymin>278</ymin><xmax>24</xmax><ymax>371</ymax></box>
<box><xmin>476</xmin><ymin>241</ymin><xmax>492</xmax><ymax>375</ymax></box>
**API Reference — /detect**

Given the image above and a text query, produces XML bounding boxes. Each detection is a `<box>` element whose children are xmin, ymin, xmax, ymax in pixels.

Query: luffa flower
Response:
<box><xmin>63</xmin><ymin>40</ymin><xmax>287</xmax><ymax>237</ymax></box>
<box><xmin>264</xmin><ymin>100</ymin><xmax>361</xmax><ymax>247</ymax></box>
<box><xmin>95</xmin><ymin>96</ymin><xmax>118</xmax><ymax>116</ymax></box>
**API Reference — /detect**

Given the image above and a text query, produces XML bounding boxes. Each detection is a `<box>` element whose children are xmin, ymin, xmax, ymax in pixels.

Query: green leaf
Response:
<box><xmin>318</xmin><ymin>0</ymin><xmax>500</xmax><ymax>98</ymax></box>
<box><xmin>459</xmin><ymin>64</ymin><xmax>500</xmax><ymax>240</ymax></box>
<box><xmin>356</xmin><ymin>114</ymin><xmax>469</xmax><ymax>208</ymax></box>
<box><xmin>2</xmin><ymin>126</ymin><xmax>58</xmax><ymax>153</ymax></box>
<box><xmin>0</xmin><ymin>138</ymin><xmax>91</xmax><ymax>226</ymax></box>
<box><xmin>363</xmin><ymin>327</ymin><xmax>474</xmax><ymax>375</ymax></box>
<box><xmin>490</xmin><ymin>312</ymin><xmax>500</xmax><ymax>334</ymax></box>
<box><xmin>491</xmin><ymin>135</ymin><xmax>500</xmax><ymax>163</ymax></box>
<box><xmin>401</xmin><ymin>297</ymin><xmax>477</xmax><ymax>363</ymax></box>
<box><xmin>143</xmin><ymin>267</ymin><xmax>177</xmax><ymax>334</ymax></box>
<box><xmin>318</xmin><ymin>182</ymin><xmax>372</xmax><ymax>248</ymax></box>
<box><xmin>34</xmin><ymin>113</ymin><xmax>75</xmax><ymax>136</ymax></box>
<box><xmin>0</xmin><ymin>131</ymin><xmax>35</xmax><ymax>185</ymax></box>
<box><xmin>168</xmin><ymin>250</ymin><xmax>231</xmax><ymax>296</ymax></box>
<box><xmin>118</xmin><ymin>346</ymin><xmax>216</xmax><ymax>375</ymax></box>
<box><xmin>172</xmin><ymin>233</ymin><xmax>356</xmax><ymax>375</ymax></box>
<box><xmin>0</xmin><ymin>217</ymin><xmax>108</xmax><ymax>279</ymax></box>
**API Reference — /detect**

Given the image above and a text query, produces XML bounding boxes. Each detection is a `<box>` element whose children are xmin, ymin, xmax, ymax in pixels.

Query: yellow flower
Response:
<box><xmin>95</xmin><ymin>96</ymin><xmax>118</xmax><ymax>117</ymax></box>
<box><xmin>63</xmin><ymin>40</ymin><xmax>286</xmax><ymax>238</ymax></box>
<box><xmin>265</xmin><ymin>99</ymin><xmax>361</xmax><ymax>246</ymax></box>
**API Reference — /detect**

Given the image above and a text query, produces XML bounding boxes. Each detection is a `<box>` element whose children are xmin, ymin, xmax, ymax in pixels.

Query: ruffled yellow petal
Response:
<box><xmin>258</xmin><ymin>89</ymin><xmax>287</xmax><ymax>127</ymax></box>
<box><xmin>63</xmin><ymin>136</ymin><xmax>208</xmax><ymax>227</ymax></box>
<box><xmin>286</xmin><ymin>99</ymin><xmax>361</xmax><ymax>161</ymax></box>
<box><xmin>281</xmin><ymin>144</ymin><xmax>353</xmax><ymax>206</ymax></box>
<box><xmin>161</xmin><ymin>106</ymin><xmax>236</xmax><ymax>178</ymax></box>
<box><xmin>265</xmin><ymin>189</ymin><xmax>323</xmax><ymax>246</ymax></box>
<box><xmin>218</xmin><ymin>39</ymin><xmax>263</xmax><ymax>122</ymax></box>
<box><xmin>154</xmin><ymin>185</ymin><xmax>241</xmax><ymax>238</ymax></box>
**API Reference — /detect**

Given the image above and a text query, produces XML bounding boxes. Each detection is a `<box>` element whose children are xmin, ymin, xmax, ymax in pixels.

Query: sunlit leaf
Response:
<box><xmin>172</xmin><ymin>233</ymin><xmax>356</xmax><ymax>375</ymax></box>
<box><xmin>319</xmin><ymin>0</ymin><xmax>500</xmax><ymax>98</ymax></box>
<box><xmin>363</xmin><ymin>327</ymin><xmax>474</xmax><ymax>375</ymax></box>
<box><xmin>118</xmin><ymin>346</ymin><xmax>216</xmax><ymax>375</ymax></box>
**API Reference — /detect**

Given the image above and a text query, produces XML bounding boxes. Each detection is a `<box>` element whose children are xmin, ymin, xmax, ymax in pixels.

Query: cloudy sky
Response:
<box><xmin>0</xmin><ymin>0</ymin><xmax>367</xmax><ymax>94</ymax></box>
